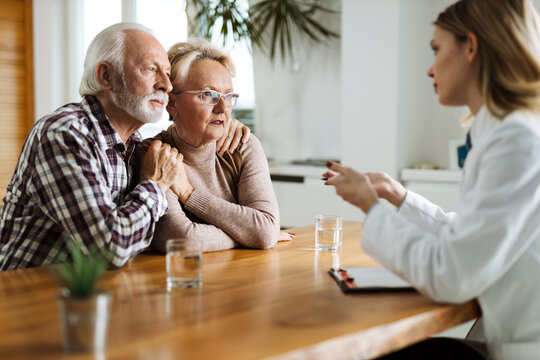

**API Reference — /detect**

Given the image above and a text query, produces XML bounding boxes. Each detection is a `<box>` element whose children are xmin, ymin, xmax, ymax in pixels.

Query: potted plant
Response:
<box><xmin>187</xmin><ymin>0</ymin><xmax>340</xmax><ymax>62</ymax></box>
<box><xmin>51</xmin><ymin>239</ymin><xmax>110</xmax><ymax>352</ymax></box>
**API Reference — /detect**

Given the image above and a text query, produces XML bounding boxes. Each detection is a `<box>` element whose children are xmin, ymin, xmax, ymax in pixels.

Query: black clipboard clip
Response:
<box><xmin>328</xmin><ymin>267</ymin><xmax>414</xmax><ymax>294</ymax></box>
<box><xmin>328</xmin><ymin>268</ymin><xmax>358</xmax><ymax>293</ymax></box>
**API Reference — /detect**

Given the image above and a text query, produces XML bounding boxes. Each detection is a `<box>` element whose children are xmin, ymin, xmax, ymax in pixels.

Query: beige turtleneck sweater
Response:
<box><xmin>151</xmin><ymin>126</ymin><xmax>280</xmax><ymax>252</ymax></box>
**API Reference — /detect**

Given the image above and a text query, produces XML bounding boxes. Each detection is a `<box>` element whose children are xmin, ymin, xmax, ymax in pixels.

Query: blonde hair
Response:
<box><xmin>168</xmin><ymin>40</ymin><xmax>235</xmax><ymax>91</ymax></box>
<box><xmin>435</xmin><ymin>0</ymin><xmax>540</xmax><ymax>119</ymax></box>
<box><xmin>79</xmin><ymin>23</ymin><xmax>154</xmax><ymax>96</ymax></box>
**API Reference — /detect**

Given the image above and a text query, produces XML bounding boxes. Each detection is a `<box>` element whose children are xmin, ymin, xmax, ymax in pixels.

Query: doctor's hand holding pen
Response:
<box><xmin>323</xmin><ymin>161</ymin><xmax>408</xmax><ymax>213</ymax></box>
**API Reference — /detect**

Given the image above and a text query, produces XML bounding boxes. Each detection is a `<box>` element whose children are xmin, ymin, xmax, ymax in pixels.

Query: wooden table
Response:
<box><xmin>0</xmin><ymin>222</ymin><xmax>479</xmax><ymax>359</ymax></box>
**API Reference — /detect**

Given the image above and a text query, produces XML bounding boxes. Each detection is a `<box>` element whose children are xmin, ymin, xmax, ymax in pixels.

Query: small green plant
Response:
<box><xmin>50</xmin><ymin>239</ymin><xmax>108</xmax><ymax>299</ymax></box>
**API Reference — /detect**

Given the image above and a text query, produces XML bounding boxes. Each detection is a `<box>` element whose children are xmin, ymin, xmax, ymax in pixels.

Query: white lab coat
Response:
<box><xmin>362</xmin><ymin>106</ymin><xmax>540</xmax><ymax>360</ymax></box>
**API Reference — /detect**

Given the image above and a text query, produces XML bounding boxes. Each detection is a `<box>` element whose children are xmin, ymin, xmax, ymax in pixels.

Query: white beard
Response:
<box><xmin>112</xmin><ymin>73</ymin><xmax>168</xmax><ymax>124</ymax></box>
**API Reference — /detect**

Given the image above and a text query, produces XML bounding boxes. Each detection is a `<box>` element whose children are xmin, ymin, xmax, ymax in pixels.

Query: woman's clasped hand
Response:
<box><xmin>323</xmin><ymin>162</ymin><xmax>407</xmax><ymax>212</ymax></box>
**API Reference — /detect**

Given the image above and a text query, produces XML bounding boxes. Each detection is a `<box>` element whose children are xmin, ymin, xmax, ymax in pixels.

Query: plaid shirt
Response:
<box><xmin>0</xmin><ymin>96</ymin><xmax>168</xmax><ymax>270</ymax></box>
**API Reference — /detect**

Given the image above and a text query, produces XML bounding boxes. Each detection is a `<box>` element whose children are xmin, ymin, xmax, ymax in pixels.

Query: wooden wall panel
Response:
<box><xmin>0</xmin><ymin>0</ymin><xmax>34</xmax><ymax>201</ymax></box>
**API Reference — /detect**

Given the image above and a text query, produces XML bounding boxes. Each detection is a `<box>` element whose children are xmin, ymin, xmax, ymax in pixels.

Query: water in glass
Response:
<box><xmin>315</xmin><ymin>227</ymin><xmax>342</xmax><ymax>252</ymax></box>
<box><xmin>315</xmin><ymin>215</ymin><xmax>343</xmax><ymax>252</ymax></box>
<box><xmin>166</xmin><ymin>250</ymin><xmax>202</xmax><ymax>288</ymax></box>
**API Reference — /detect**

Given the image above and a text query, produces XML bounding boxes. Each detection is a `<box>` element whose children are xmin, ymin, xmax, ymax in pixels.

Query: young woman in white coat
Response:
<box><xmin>324</xmin><ymin>0</ymin><xmax>540</xmax><ymax>359</ymax></box>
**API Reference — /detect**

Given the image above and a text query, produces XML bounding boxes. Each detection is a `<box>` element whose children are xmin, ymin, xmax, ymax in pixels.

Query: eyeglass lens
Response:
<box><xmin>200</xmin><ymin>90</ymin><xmax>238</xmax><ymax>107</ymax></box>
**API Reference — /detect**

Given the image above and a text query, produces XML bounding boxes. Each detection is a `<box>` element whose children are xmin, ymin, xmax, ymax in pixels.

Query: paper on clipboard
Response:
<box><xmin>328</xmin><ymin>267</ymin><xmax>414</xmax><ymax>293</ymax></box>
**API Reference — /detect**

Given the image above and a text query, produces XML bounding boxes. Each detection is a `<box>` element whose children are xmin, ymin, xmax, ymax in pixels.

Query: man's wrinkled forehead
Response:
<box><xmin>124</xmin><ymin>30</ymin><xmax>159</xmax><ymax>53</ymax></box>
<box><xmin>122</xmin><ymin>30</ymin><xmax>169</xmax><ymax>67</ymax></box>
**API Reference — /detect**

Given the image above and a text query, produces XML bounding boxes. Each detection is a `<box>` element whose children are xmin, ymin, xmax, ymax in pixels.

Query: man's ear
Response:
<box><xmin>466</xmin><ymin>32</ymin><xmax>478</xmax><ymax>63</ymax></box>
<box><xmin>95</xmin><ymin>62</ymin><xmax>114</xmax><ymax>90</ymax></box>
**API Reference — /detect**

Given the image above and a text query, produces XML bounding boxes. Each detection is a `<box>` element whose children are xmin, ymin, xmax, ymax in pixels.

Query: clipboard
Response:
<box><xmin>328</xmin><ymin>267</ymin><xmax>414</xmax><ymax>293</ymax></box>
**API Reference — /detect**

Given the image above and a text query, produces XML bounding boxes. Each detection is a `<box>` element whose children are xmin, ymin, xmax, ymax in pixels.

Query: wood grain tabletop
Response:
<box><xmin>0</xmin><ymin>221</ymin><xmax>479</xmax><ymax>360</ymax></box>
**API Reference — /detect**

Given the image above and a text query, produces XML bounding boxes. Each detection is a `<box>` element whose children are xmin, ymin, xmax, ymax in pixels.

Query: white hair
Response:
<box><xmin>79</xmin><ymin>23</ymin><xmax>155</xmax><ymax>97</ymax></box>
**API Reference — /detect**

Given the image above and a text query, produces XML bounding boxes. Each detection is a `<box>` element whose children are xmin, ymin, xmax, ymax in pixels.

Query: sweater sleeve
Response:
<box><xmin>184</xmin><ymin>136</ymin><xmax>280</xmax><ymax>249</ymax></box>
<box><xmin>152</xmin><ymin>190</ymin><xmax>239</xmax><ymax>253</ymax></box>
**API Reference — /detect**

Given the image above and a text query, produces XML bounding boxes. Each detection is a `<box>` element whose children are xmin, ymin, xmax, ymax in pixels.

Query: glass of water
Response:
<box><xmin>315</xmin><ymin>215</ymin><xmax>343</xmax><ymax>252</ymax></box>
<box><xmin>166</xmin><ymin>238</ymin><xmax>202</xmax><ymax>289</ymax></box>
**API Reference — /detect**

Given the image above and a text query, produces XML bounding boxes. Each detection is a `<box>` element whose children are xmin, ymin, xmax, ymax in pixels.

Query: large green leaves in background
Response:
<box><xmin>187</xmin><ymin>0</ymin><xmax>339</xmax><ymax>62</ymax></box>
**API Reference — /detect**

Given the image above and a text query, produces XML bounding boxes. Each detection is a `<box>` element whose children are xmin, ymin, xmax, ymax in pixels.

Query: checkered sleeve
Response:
<box><xmin>32</xmin><ymin>126</ymin><xmax>168</xmax><ymax>267</ymax></box>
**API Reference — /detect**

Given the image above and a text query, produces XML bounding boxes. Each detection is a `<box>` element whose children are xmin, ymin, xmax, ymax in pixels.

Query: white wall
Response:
<box><xmin>252</xmin><ymin>0</ymin><xmax>341</xmax><ymax>162</ymax></box>
<box><xmin>341</xmin><ymin>0</ymin><xmax>400</xmax><ymax>177</ymax></box>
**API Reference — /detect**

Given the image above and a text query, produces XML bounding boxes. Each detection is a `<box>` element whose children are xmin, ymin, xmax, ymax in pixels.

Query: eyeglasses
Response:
<box><xmin>172</xmin><ymin>89</ymin><xmax>239</xmax><ymax>107</ymax></box>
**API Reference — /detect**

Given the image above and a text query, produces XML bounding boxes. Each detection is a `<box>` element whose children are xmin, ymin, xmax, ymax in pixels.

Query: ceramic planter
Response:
<box><xmin>56</xmin><ymin>289</ymin><xmax>111</xmax><ymax>352</ymax></box>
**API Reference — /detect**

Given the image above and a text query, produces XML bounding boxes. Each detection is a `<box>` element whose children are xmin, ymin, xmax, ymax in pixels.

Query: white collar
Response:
<box><xmin>469</xmin><ymin>105</ymin><xmax>499</xmax><ymax>149</ymax></box>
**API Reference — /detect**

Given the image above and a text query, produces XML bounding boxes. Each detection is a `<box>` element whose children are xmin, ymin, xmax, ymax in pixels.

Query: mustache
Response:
<box><xmin>144</xmin><ymin>92</ymin><xmax>168</xmax><ymax>106</ymax></box>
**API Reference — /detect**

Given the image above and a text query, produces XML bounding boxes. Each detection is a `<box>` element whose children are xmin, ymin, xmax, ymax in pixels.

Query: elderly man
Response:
<box><xmin>0</xmin><ymin>23</ymin><xmax>184</xmax><ymax>270</ymax></box>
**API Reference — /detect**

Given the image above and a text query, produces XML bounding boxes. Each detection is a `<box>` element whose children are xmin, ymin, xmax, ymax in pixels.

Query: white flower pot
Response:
<box><xmin>56</xmin><ymin>289</ymin><xmax>111</xmax><ymax>352</ymax></box>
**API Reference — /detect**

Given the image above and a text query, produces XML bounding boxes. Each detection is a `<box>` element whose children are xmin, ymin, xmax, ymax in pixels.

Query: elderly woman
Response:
<box><xmin>149</xmin><ymin>40</ymin><xmax>283</xmax><ymax>252</ymax></box>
